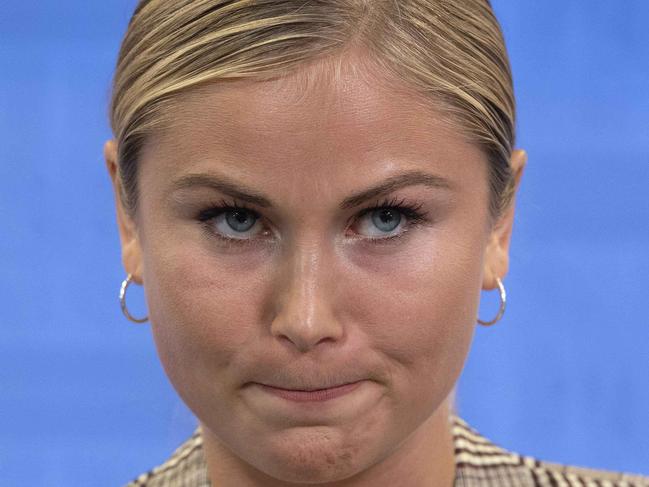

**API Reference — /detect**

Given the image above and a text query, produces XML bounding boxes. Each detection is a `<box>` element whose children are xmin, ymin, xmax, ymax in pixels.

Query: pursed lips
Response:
<box><xmin>253</xmin><ymin>381</ymin><xmax>366</xmax><ymax>403</ymax></box>
<box><xmin>254</xmin><ymin>380</ymin><xmax>364</xmax><ymax>392</ymax></box>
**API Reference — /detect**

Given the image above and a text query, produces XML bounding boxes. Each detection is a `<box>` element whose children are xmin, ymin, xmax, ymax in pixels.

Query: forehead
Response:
<box><xmin>141</xmin><ymin>51</ymin><xmax>488</xmax><ymax>200</ymax></box>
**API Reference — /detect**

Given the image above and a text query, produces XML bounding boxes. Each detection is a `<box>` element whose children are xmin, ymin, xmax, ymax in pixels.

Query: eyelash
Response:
<box><xmin>196</xmin><ymin>197</ymin><xmax>430</xmax><ymax>248</ymax></box>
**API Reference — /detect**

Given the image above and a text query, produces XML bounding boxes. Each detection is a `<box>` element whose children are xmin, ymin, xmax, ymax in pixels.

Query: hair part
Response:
<box><xmin>109</xmin><ymin>0</ymin><xmax>516</xmax><ymax>220</ymax></box>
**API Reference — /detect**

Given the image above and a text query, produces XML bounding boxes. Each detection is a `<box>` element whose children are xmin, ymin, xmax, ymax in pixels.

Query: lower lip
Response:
<box><xmin>256</xmin><ymin>381</ymin><xmax>364</xmax><ymax>402</ymax></box>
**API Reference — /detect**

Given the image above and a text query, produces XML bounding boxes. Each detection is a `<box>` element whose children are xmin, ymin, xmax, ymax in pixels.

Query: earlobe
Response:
<box><xmin>104</xmin><ymin>139</ymin><xmax>144</xmax><ymax>283</ymax></box>
<box><xmin>121</xmin><ymin>239</ymin><xmax>145</xmax><ymax>285</ymax></box>
<box><xmin>482</xmin><ymin>149</ymin><xmax>527</xmax><ymax>290</ymax></box>
<box><xmin>482</xmin><ymin>246</ymin><xmax>507</xmax><ymax>290</ymax></box>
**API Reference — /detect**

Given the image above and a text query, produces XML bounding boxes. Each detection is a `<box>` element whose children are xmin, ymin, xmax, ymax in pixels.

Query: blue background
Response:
<box><xmin>1</xmin><ymin>1</ymin><xmax>648</xmax><ymax>485</ymax></box>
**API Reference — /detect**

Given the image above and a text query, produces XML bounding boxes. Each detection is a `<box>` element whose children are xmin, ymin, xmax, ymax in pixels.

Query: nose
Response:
<box><xmin>270</xmin><ymin>244</ymin><xmax>344</xmax><ymax>353</ymax></box>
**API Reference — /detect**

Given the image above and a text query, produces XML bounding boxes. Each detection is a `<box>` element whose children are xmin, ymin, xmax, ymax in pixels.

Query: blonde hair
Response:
<box><xmin>109</xmin><ymin>0</ymin><xmax>515</xmax><ymax>219</ymax></box>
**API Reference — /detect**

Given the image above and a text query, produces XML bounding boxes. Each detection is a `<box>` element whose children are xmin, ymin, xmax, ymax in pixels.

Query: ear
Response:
<box><xmin>482</xmin><ymin>149</ymin><xmax>527</xmax><ymax>290</ymax></box>
<box><xmin>104</xmin><ymin>140</ymin><xmax>144</xmax><ymax>284</ymax></box>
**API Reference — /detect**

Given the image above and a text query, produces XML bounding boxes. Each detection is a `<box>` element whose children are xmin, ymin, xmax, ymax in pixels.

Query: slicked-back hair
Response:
<box><xmin>109</xmin><ymin>0</ymin><xmax>516</xmax><ymax>220</ymax></box>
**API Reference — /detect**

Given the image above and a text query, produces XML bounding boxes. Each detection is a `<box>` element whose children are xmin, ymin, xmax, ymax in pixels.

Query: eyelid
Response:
<box><xmin>348</xmin><ymin>197</ymin><xmax>430</xmax><ymax>244</ymax></box>
<box><xmin>356</xmin><ymin>197</ymin><xmax>426</xmax><ymax>219</ymax></box>
<box><xmin>200</xmin><ymin>200</ymin><xmax>273</xmax><ymax>244</ymax></box>
<box><xmin>196</xmin><ymin>198</ymin><xmax>259</xmax><ymax>223</ymax></box>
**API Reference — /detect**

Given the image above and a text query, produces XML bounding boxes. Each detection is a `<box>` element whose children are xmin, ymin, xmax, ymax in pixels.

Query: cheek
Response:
<box><xmin>141</xmin><ymin>237</ymin><xmax>266</xmax><ymax>400</ymax></box>
<box><xmin>344</xmin><ymin>231</ymin><xmax>484</xmax><ymax>399</ymax></box>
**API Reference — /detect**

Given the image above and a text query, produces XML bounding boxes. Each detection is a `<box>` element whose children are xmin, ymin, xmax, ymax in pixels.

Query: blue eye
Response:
<box><xmin>353</xmin><ymin>197</ymin><xmax>427</xmax><ymax>242</ymax></box>
<box><xmin>370</xmin><ymin>208</ymin><xmax>402</xmax><ymax>233</ymax></box>
<box><xmin>225</xmin><ymin>208</ymin><xmax>257</xmax><ymax>233</ymax></box>
<box><xmin>197</xmin><ymin>200</ymin><xmax>266</xmax><ymax>244</ymax></box>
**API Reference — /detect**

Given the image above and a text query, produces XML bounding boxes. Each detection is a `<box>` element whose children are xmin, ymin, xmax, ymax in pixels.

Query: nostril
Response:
<box><xmin>272</xmin><ymin>323</ymin><xmax>341</xmax><ymax>354</ymax></box>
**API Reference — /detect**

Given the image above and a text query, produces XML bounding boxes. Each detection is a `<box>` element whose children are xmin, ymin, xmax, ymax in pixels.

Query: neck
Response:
<box><xmin>201</xmin><ymin>396</ymin><xmax>456</xmax><ymax>487</ymax></box>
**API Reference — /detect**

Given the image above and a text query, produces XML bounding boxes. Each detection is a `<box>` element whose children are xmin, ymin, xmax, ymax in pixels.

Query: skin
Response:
<box><xmin>106</xmin><ymin>52</ymin><xmax>526</xmax><ymax>487</ymax></box>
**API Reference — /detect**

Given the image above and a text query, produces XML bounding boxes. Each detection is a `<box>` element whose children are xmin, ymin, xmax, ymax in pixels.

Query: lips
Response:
<box><xmin>255</xmin><ymin>381</ymin><xmax>364</xmax><ymax>402</ymax></box>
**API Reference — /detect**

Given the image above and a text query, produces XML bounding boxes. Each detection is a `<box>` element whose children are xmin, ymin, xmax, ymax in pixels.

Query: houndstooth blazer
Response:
<box><xmin>126</xmin><ymin>416</ymin><xmax>649</xmax><ymax>486</ymax></box>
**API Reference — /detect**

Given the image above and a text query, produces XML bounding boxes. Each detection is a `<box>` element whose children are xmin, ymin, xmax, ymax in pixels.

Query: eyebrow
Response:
<box><xmin>171</xmin><ymin>170</ymin><xmax>453</xmax><ymax>210</ymax></box>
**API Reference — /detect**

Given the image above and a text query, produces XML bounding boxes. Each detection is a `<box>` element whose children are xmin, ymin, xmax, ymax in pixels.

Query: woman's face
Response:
<box><xmin>108</xmin><ymin>55</ymin><xmax>519</xmax><ymax>483</ymax></box>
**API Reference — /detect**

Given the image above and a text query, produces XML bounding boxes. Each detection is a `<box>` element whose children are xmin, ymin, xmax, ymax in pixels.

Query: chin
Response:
<box><xmin>244</xmin><ymin>427</ymin><xmax>372</xmax><ymax>484</ymax></box>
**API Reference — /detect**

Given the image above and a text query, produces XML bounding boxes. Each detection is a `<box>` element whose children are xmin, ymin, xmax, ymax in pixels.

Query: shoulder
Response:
<box><xmin>125</xmin><ymin>428</ymin><xmax>210</xmax><ymax>487</ymax></box>
<box><xmin>452</xmin><ymin>415</ymin><xmax>649</xmax><ymax>487</ymax></box>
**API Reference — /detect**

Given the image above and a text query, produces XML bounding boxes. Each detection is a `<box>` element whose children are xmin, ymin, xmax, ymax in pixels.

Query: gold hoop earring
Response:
<box><xmin>477</xmin><ymin>277</ymin><xmax>506</xmax><ymax>326</ymax></box>
<box><xmin>119</xmin><ymin>274</ymin><xmax>149</xmax><ymax>324</ymax></box>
